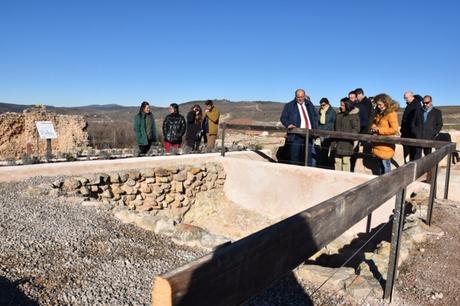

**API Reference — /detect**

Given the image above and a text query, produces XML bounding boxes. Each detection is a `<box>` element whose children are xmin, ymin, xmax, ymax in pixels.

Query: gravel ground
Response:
<box><xmin>0</xmin><ymin>176</ymin><xmax>205</xmax><ymax>306</ymax></box>
<box><xmin>394</xmin><ymin>198</ymin><xmax>460</xmax><ymax>305</ymax></box>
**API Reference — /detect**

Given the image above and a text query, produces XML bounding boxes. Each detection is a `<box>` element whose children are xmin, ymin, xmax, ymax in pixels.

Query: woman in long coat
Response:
<box><xmin>370</xmin><ymin>93</ymin><xmax>399</xmax><ymax>174</ymax></box>
<box><xmin>133</xmin><ymin>101</ymin><xmax>157</xmax><ymax>155</ymax></box>
<box><xmin>333</xmin><ymin>97</ymin><xmax>360</xmax><ymax>172</ymax></box>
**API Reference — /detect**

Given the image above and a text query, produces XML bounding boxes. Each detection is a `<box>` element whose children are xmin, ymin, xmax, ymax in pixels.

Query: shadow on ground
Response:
<box><xmin>0</xmin><ymin>277</ymin><xmax>38</xmax><ymax>306</ymax></box>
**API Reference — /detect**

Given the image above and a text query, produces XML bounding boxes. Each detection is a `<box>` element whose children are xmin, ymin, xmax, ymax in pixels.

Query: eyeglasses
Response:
<box><xmin>423</xmin><ymin>101</ymin><xmax>432</xmax><ymax>104</ymax></box>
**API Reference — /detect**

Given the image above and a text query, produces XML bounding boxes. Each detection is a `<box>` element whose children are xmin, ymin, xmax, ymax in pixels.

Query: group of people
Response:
<box><xmin>133</xmin><ymin>100</ymin><xmax>220</xmax><ymax>155</ymax></box>
<box><xmin>133</xmin><ymin>88</ymin><xmax>443</xmax><ymax>176</ymax></box>
<box><xmin>280</xmin><ymin>88</ymin><xmax>443</xmax><ymax>175</ymax></box>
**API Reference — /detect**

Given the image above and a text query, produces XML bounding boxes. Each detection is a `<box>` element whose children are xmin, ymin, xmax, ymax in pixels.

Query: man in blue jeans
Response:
<box><xmin>280</xmin><ymin>89</ymin><xmax>318</xmax><ymax>166</ymax></box>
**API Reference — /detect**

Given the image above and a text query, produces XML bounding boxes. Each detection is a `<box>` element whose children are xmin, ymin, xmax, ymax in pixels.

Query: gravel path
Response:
<box><xmin>0</xmin><ymin>177</ymin><xmax>205</xmax><ymax>306</ymax></box>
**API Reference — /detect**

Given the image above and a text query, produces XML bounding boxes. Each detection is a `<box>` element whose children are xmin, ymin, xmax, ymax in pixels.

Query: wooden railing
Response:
<box><xmin>152</xmin><ymin>124</ymin><xmax>456</xmax><ymax>305</ymax></box>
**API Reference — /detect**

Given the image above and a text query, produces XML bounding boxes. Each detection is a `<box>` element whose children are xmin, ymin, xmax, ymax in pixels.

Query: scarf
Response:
<box><xmin>144</xmin><ymin>113</ymin><xmax>153</xmax><ymax>142</ymax></box>
<box><xmin>319</xmin><ymin>105</ymin><xmax>329</xmax><ymax>125</ymax></box>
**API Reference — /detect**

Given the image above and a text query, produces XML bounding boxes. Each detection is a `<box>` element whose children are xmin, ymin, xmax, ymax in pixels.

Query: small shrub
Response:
<box><xmin>65</xmin><ymin>153</ymin><xmax>77</xmax><ymax>162</ymax></box>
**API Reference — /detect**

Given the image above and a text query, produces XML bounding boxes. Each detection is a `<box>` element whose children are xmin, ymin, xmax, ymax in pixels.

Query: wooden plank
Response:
<box><xmin>223</xmin><ymin>123</ymin><xmax>450</xmax><ymax>149</ymax></box>
<box><xmin>413</xmin><ymin>144</ymin><xmax>453</xmax><ymax>179</ymax></box>
<box><xmin>152</xmin><ymin>163</ymin><xmax>415</xmax><ymax>306</ymax></box>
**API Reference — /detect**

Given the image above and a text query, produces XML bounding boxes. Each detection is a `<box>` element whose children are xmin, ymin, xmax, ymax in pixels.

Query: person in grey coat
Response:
<box><xmin>333</xmin><ymin>98</ymin><xmax>360</xmax><ymax>172</ymax></box>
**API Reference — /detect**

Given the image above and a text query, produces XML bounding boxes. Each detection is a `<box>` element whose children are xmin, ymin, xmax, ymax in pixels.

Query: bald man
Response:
<box><xmin>280</xmin><ymin>89</ymin><xmax>318</xmax><ymax>166</ymax></box>
<box><xmin>401</xmin><ymin>91</ymin><xmax>422</xmax><ymax>162</ymax></box>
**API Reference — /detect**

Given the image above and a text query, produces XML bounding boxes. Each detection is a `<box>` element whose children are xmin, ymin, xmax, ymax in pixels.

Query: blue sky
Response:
<box><xmin>1</xmin><ymin>0</ymin><xmax>459</xmax><ymax>107</ymax></box>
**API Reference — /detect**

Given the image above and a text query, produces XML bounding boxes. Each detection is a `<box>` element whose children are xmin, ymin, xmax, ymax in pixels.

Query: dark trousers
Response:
<box><xmin>138</xmin><ymin>143</ymin><xmax>151</xmax><ymax>155</ymax></box>
<box><xmin>413</xmin><ymin>147</ymin><xmax>432</xmax><ymax>160</ymax></box>
<box><xmin>403</xmin><ymin>145</ymin><xmax>418</xmax><ymax>162</ymax></box>
<box><xmin>286</xmin><ymin>135</ymin><xmax>316</xmax><ymax>167</ymax></box>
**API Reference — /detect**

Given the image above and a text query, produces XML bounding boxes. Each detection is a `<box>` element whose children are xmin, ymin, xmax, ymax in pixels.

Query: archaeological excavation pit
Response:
<box><xmin>0</xmin><ymin>151</ymin><xmax>428</xmax><ymax>305</ymax></box>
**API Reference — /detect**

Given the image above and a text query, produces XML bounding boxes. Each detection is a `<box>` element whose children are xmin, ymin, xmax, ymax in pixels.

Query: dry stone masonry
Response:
<box><xmin>44</xmin><ymin>162</ymin><xmax>228</xmax><ymax>250</ymax></box>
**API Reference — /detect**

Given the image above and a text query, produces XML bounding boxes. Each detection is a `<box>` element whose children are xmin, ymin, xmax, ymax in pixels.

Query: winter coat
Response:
<box><xmin>185</xmin><ymin>111</ymin><xmax>203</xmax><ymax>147</ymax></box>
<box><xmin>372</xmin><ymin>104</ymin><xmax>399</xmax><ymax>160</ymax></box>
<box><xmin>280</xmin><ymin>99</ymin><xmax>318</xmax><ymax>141</ymax></box>
<box><xmin>133</xmin><ymin>112</ymin><xmax>157</xmax><ymax>145</ymax></box>
<box><xmin>353</xmin><ymin>101</ymin><xmax>370</xmax><ymax>133</ymax></box>
<box><xmin>333</xmin><ymin>108</ymin><xmax>360</xmax><ymax>156</ymax></box>
<box><xmin>411</xmin><ymin>107</ymin><xmax>443</xmax><ymax>140</ymax></box>
<box><xmin>318</xmin><ymin>105</ymin><xmax>336</xmax><ymax>131</ymax></box>
<box><xmin>400</xmin><ymin>100</ymin><xmax>422</xmax><ymax>138</ymax></box>
<box><xmin>162</xmin><ymin>113</ymin><xmax>186</xmax><ymax>144</ymax></box>
<box><xmin>204</xmin><ymin>106</ymin><xmax>220</xmax><ymax>135</ymax></box>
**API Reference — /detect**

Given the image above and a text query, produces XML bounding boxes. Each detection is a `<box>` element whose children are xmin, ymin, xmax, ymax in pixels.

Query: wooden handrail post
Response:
<box><xmin>444</xmin><ymin>148</ymin><xmax>452</xmax><ymax>199</ymax></box>
<box><xmin>426</xmin><ymin>164</ymin><xmax>438</xmax><ymax>226</ymax></box>
<box><xmin>221</xmin><ymin>124</ymin><xmax>226</xmax><ymax>157</ymax></box>
<box><xmin>384</xmin><ymin>187</ymin><xmax>406</xmax><ymax>302</ymax></box>
<box><xmin>304</xmin><ymin>129</ymin><xmax>309</xmax><ymax>167</ymax></box>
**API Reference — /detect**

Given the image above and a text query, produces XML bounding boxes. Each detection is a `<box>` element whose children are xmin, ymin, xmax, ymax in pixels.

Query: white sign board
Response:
<box><xmin>36</xmin><ymin>121</ymin><xmax>58</xmax><ymax>139</ymax></box>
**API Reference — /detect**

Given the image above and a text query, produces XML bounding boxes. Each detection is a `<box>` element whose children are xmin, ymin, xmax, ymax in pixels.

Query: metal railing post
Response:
<box><xmin>304</xmin><ymin>129</ymin><xmax>309</xmax><ymax>167</ymax></box>
<box><xmin>426</xmin><ymin>164</ymin><xmax>438</xmax><ymax>226</ymax></box>
<box><xmin>444</xmin><ymin>148</ymin><xmax>452</xmax><ymax>199</ymax></box>
<box><xmin>384</xmin><ymin>187</ymin><xmax>406</xmax><ymax>301</ymax></box>
<box><xmin>221</xmin><ymin>124</ymin><xmax>226</xmax><ymax>157</ymax></box>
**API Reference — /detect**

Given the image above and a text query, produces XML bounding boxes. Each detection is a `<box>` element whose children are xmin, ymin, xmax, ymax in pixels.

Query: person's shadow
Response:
<box><xmin>0</xmin><ymin>277</ymin><xmax>38</xmax><ymax>306</ymax></box>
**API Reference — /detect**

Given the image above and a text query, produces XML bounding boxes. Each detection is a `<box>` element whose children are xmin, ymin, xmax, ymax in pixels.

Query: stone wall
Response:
<box><xmin>0</xmin><ymin>106</ymin><xmax>89</xmax><ymax>159</ymax></box>
<box><xmin>51</xmin><ymin>162</ymin><xmax>226</xmax><ymax>222</ymax></box>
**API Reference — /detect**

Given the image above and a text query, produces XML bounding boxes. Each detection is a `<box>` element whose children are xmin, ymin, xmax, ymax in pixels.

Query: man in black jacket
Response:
<box><xmin>401</xmin><ymin>91</ymin><xmax>422</xmax><ymax>162</ymax></box>
<box><xmin>412</xmin><ymin>95</ymin><xmax>443</xmax><ymax>159</ymax></box>
<box><xmin>355</xmin><ymin>88</ymin><xmax>373</xmax><ymax>133</ymax></box>
<box><xmin>162</xmin><ymin>103</ymin><xmax>186</xmax><ymax>153</ymax></box>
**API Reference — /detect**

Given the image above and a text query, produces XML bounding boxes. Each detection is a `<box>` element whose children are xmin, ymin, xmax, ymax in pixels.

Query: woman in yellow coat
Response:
<box><xmin>370</xmin><ymin>94</ymin><xmax>399</xmax><ymax>174</ymax></box>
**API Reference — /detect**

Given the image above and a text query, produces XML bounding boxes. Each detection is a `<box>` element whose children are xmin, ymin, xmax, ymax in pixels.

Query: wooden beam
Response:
<box><xmin>223</xmin><ymin>123</ymin><xmax>451</xmax><ymax>149</ymax></box>
<box><xmin>413</xmin><ymin>143</ymin><xmax>454</xmax><ymax>179</ymax></box>
<box><xmin>152</xmin><ymin>163</ymin><xmax>416</xmax><ymax>306</ymax></box>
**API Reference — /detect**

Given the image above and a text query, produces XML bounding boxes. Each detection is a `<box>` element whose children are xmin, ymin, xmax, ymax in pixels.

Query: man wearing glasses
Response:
<box><xmin>280</xmin><ymin>89</ymin><xmax>318</xmax><ymax>166</ymax></box>
<box><xmin>411</xmin><ymin>95</ymin><xmax>443</xmax><ymax>160</ymax></box>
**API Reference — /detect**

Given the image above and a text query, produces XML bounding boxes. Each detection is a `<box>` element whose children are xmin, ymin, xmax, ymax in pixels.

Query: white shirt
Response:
<box><xmin>296</xmin><ymin>102</ymin><xmax>311</xmax><ymax>129</ymax></box>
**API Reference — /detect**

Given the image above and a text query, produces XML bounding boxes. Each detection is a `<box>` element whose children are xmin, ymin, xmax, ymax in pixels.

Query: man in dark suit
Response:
<box><xmin>412</xmin><ymin>95</ymin><xmax>443</xmax><ymax>159</ymax></box>
<box><xmin>401</xmin><ymin>91</ymin><xmax>422</xmax><ymax>162</ymax></box>
<box><xmin>280</xmin><ymin>89</ymin><xmax>318</xmax><ymax>166</ymax></box>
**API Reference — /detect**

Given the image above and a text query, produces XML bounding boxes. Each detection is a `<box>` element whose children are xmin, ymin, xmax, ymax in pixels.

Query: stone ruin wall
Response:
<box><xmin>50</xmin><ymin>162</ymin><xmax>226</xmax><ymax>223</ymax></box>
<box><xmin>0</xmin><ymin>106</ymin><xmax>89</xmax><ymax>159</ymax></box>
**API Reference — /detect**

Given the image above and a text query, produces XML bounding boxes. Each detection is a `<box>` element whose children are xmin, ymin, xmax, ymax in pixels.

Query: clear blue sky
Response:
<box><xmin>1</xmin><ymin>0</ymin><xmax>459</xmax><ymax>107</ymax></box>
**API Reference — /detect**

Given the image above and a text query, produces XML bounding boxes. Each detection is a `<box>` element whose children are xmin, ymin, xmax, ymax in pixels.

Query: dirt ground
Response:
<box><xmin>393</xmin><ymin>197</ymin><xmax>460</xmax><ymax>305</ymax></box>
<box><xmin>183</xmin><ymin>189</ymin><xmax>275</xmax><ymax>240</ymax></box>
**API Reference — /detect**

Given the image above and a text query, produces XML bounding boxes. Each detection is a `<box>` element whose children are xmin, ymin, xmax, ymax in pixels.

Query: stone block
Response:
<box><xmin>189</xmin><ymin>167</ymin><xmax>201</xmax><ymax>175</ymax></box>
<box><xmin>140</xmin><ymin>168</ymin><xmax>155</xmax><ymax>178</ymax></box>
<box><xmin>126</xmin><ymin>178</ymin><xmax>136</xmax><ymax>187</ymax></box>
<box><xmin>63</xmin><ymin>178</ymin><xmax>81</xmax><ymax>191</ymax></box>
<box><xmin>140</xmin><ymin>183</ymin><xmax>152</xmax><ymax>194</ymax></box>
<box><xmin>173</xmin><ymin>171</ymin><xmax>187</xmax><ymax>182</ymax></box>
<box><xmin>175</xmin><ymin>181</ymin><xmax>184</xmax><ymax>193</ymax></box>
<box><xmin>155</xmin><ymin>168</ymin><xmax>169</xmax><ymax>177</ymax></box>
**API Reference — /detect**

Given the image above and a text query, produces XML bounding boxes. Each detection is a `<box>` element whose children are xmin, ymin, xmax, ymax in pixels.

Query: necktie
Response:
<box><xmin>300</xmin><ymin>104</ymin><xmax>310</xmax><ymax>129</ymax></box>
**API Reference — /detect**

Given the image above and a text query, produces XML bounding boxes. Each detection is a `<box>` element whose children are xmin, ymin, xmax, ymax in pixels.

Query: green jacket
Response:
<box><xmin>133</xmin><ymin>112</ymin><xmax>157</xmax><ymax>145</ymax></box>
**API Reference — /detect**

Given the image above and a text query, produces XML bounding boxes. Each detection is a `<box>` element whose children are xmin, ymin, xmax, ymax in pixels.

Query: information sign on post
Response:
<box><xmin>35</xmin><ymin>121</ymin><xmax>58</xmax><ymax>139</ymax></box>
<box><xmin>35</xmin><ymin>121</ymin><xmax>57</xmax><ymax>161</ymax></box>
